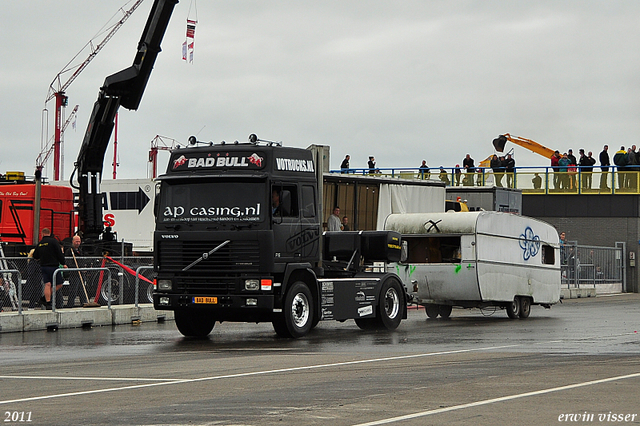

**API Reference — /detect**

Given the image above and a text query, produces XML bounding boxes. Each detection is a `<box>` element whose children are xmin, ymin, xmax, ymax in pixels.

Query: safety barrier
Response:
<box><xmin>332</xmin><ymin>166</ymin><xmax>640</xmax><ymax>195</ymax></box>
<box><xmin>561</xmin><ymin>243</ymin><xmax>624</xmax><ymax>294</ymax></box>
<box><xmin>0</xmin><ymin>256</ymin><xmax>153</xmax><ymax>313</ymax></box>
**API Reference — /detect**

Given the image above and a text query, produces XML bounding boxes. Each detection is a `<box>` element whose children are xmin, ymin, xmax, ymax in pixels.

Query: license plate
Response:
<box><xmin>193</xmin><ymin>297</ymin><xmax>218</xmax><ymax>304</ymax></box>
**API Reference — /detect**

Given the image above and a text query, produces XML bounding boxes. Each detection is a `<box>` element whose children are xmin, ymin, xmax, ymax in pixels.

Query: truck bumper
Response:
<box><xmin>153</xmin><ymin>293</ymin><xmax>277</xmax><ymax>321</ymax></box>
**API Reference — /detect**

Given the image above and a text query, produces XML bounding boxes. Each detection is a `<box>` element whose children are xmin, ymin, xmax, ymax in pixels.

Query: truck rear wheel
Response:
<box><xmin>506</xmin><ymin>297</ymin><xmax>521</xmax><ymax>319</ymax></box>
<box><xmin>273</xmin><ymin>281</ymin><xmax>313</xmax><ymax>338</ymax></box>
<box><xmin>377</xmin><ymin>278</ymin><xmax>404</xmax><ymax>330</ymax></box>
<box><xmin>519</xmin><ymin>297</ymin><xmax>531</xmax><ymax>319</ymax></box>
<box><xmin>175</xmin><ymin>310</ymin><xmax>215</xmax><ymax>337</ymax></box>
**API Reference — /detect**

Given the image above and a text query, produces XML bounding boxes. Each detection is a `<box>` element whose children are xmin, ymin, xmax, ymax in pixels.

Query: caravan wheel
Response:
<box><xmin>438</xmin><ymin>305</ymin><xmax>452</xmax><ymax>319</ymax></box>
<box><xmin>506</xmin><ymin>298</ymin><xmax>521</xmax><ymax>319</ymax></box>
<box><xmin>425</xmin><ymin>304</ymin><xmax>439</xmax><ymax>319</ymax></box>
<box><xmin>519</xmin><ymin>297</ymin><xmax>531</xmax><ymax>319</ymax></box>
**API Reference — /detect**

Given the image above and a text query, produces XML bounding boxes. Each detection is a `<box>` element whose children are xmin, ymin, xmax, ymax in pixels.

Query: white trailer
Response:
<box><xmin>384</xmin><ymin>211</ymin><xmax>561</xmax><ymax>319</ymax></box>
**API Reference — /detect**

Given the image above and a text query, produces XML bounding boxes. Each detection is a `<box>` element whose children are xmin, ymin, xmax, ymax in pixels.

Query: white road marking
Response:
<box><xmin>352</xmin><ymin>372</ymin><xmax>640</xmax><ymax>426</ymax></box>
<box><xmin>0</xmin><ymin>344</ymin><xmax>519</xmax><ymax>405</ymax></box>
<box><xmin>0</xmin><ymin>375</ymin><xmax>181</xmax><ymax>382</ymax></box>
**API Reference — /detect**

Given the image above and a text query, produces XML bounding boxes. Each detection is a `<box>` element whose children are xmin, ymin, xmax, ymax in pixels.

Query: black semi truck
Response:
<box><xmin>153</xmin><ymin>136</ymin><xmax>407</xmax><ymax>338</ymax></box>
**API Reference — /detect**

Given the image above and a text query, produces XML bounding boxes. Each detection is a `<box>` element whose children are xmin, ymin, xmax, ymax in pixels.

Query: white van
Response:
<box><xmin>384</xmin><ymin>211</ymin><xmax>561</xmax><ymax>319</ymax></box>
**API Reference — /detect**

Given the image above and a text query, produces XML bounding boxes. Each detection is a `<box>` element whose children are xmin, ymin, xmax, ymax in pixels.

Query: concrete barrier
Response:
<box><xmin>560</xmin><ymin>287</ymin><xmax>597</xmax><ymax>299</ymax></box>
<box><xmin>0</xmin><ymin>305</ymin><xmax>174</xmax><ymax>333</ymax></box>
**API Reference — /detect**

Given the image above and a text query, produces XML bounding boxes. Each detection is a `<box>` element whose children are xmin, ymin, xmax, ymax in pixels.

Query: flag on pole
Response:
<box><xmin>183</xmin><ymin>18</ymin><xmax>197</xmax><ymax>63</ymax></box>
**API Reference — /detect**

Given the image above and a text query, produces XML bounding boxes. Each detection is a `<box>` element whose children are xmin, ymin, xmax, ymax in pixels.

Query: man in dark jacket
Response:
<box><xmin>504</xmin><ymin>154</ymin><xmax>516</xmax><ymax>188</ymax></box>
<box><xmin>64</xmin><ymin>235</ymin><xmax>87</xmax><ymax>308</ymax></box>
<box><xmin>599</xmin><ymin>145</ymin><xmax>610</xmax><ymax>190</ymax></box>
<box><xmin>32</xmin><ymin>228</ymin><xmax>67</xmax><ymax>309</ymax></box>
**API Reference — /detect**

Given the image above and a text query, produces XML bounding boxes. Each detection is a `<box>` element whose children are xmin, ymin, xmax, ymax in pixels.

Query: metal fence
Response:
<box><xmin>0</xmin><ymin>256</ymin><xmax>154</xmax><ymax>313</ymax></box>
<box><xmin>331</xmin><ymin>166</ymin><xmax>640</xmax><ymax>195</ymax></box>
<box><xmin>560</xmin><ymin>242</ymin><xmax>623</xmax><ymax>291</ymax></box>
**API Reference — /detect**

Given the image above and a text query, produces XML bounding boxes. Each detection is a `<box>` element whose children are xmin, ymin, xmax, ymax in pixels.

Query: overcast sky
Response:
<box><xmin>1</xmin><ymin>0</ymin><xmax>639</xmax><ymax>180</ymax></box>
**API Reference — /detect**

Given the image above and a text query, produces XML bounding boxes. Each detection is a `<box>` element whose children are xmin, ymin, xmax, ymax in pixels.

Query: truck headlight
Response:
<box><xmin>157</xmin><ymin>279</ymin><xmax>172</xmax><ymax>291</ymax></box>
<box><xmin>244</xmin><ymin>279</ymin><xmax>260</xmax><ymax>291</ymax></box>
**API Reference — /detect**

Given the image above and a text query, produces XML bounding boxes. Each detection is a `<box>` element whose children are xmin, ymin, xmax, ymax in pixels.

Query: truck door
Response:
<box><xmin>272</xmin><ymin>184</ymin><xmax>301</xmax><ymax>261</ymax></box>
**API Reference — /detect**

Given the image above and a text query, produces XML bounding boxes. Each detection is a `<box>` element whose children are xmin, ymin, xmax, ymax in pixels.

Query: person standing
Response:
<box><xmin>490</xmin><ymin>155</ymin><xmax>503</xmax><ymax>187</ymax></box>
<box><xmin>64</xmin><ymin>235</ymin><xmax>88</xmax><ymax>308</ymax></box>
<box><xmin>328</xmin><ymin>206</ymin><xmax>342</xmax><ymax>231</ymax></box>
<box><xmin>579</xmin><ymin>149</ymin><xmax>596</xmax><ymax>190</ymax></box>
<box><xmin>341</xmin><ymin>216</ymin><xmax>350</xmax><ymax>231</ymax></box>
<box><xmin>438</xmin><ymin>166</ymin><xmax>450</xmax><ymax>185</ymax></box>
<box><xmin>567</xmin><ymin>149</ymin><xmax>577</xmax><ymax>190</ymax></box>
<box><xmin>367</xmin><ymin>156</ymin><xmax>379</xmax><ymax>174</ymax></box>
<box><xmin>628</xmin><ymin>145</ymin><xmax>639</xmax><ymax>190</ymax></box>
<box><xmin>462</xmin><ymin>154</ymin><xmax>475</xmax><ymax>186</ymax></box>
<box><xmin>340</xmin><ymin>155</ymin><xmax>350</xmax><ymax>174</ymax></box>
<box><xmin>599</xmin><ymin>145</ymin><xmax>610</xmax><ymax>190</ymax></box>
<box><xmin>613</xmin><ymin>146</ymin><xmax>628</xmax><ymax>190</ymax></box>
<box><xmin>551</xmin><ymin>151</ymin><xmax>561</xmax><ymax>190</ymax></box>
<box><xmin>504</xmin><ymin>154</ymin><xmax>515</xmax><ymax>188</ymax></box>
<box><xmin>454</xmin><ymin>164</ymin><xmax>462</xmax><ymax>186</ymax></box>
<box><xmin>419</xmin><ymin>160</ymin><xmax>430</xmax><ymax>179</ymax></box>
<box><xmin>32</xmin><ymin>228</ymin><xmax>67</xmax><ymax>309</ymax></box>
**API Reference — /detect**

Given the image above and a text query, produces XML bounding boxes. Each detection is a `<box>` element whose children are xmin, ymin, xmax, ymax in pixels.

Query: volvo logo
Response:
<box><xmin>161</xmin><ymin>234</ymin><xmax>179</xmax><ymax>239</ymax></box>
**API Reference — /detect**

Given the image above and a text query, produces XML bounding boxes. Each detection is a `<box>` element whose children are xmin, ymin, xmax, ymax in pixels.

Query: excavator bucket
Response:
<box><xmin>493</xmin><ymin>135</ymin><xmax>508</xmax><ymax>152</ymax></box>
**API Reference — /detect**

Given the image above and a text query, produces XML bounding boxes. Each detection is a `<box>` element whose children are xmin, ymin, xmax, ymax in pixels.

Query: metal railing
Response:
<box><xmin>0</xmin><ymin>256</ymin><xmax>153</xmax><ymax>313</ymax></box>
<box><xmin>560</xmin><ymin>243</ymin><xmax>623</xmax><ymax>292</ymax></box>
<box><xmin>331</xmin><ymin>165</ymin><xmax>640</xmax><ymax>195</ymax></box>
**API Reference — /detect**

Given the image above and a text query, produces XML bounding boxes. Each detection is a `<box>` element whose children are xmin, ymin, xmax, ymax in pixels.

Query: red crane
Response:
<box><xmin>43</xmin><ymin>0</ymin><xmax>145</xmax><ymax>181</ymax></box>
<box><xmin>149</xmin><ymin>135</ymin><xmax>180</xmax><ymax>178</ymax></box>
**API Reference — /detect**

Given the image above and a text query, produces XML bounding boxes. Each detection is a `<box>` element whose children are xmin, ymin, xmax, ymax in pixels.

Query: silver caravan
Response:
<box><xmin>385</xmin><ymin>211</ymin><xmax>561</xmax><ymax>319</ymax></box>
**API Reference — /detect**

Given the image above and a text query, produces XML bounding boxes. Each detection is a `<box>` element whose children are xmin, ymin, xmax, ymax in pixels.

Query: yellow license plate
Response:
<box><xmin>193</xmin><ymin>297</ymin><xmax>218</xmax><ymax>304</ymax></box>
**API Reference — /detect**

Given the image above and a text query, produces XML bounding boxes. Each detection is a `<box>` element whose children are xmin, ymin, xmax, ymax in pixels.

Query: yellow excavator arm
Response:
<box><xmin>493</xmin><ymin>134</ymin><xmax>555</xmax><ymax>159</ymax></box>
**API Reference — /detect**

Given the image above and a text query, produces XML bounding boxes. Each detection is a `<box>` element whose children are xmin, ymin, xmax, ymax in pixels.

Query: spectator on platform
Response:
<box><xmin>419</xmin><ymin>160</ymin><xmax>430</xmax><ymax>180</ymax></box>
<box><xmin>340</xmin><ymin>155</ymin><xmax>350</xmax><ymax>174</ymax></box>
<box><xmin>600</xmin><ymin>145</ymin><xmax>610</xmax><ymax>190</ymax></box>
<box><xmin>490</xmin><ymin>155</ymin><xmax>503</xmax><ymax>187</ymax></box>
<box><xmin>439</xmin><ymin>166</ymin><xmax>450</xmax><ymax>185</ymax></box>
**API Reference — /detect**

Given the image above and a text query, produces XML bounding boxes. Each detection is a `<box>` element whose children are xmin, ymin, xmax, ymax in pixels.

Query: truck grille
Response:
<box><xmin>173</xmin><ymin>276</ymin><xmax>236</xmax><ymax>294</ymax></box>
<box><xmin>157</xmin><ymin>240</ymin><xmax>260</xmax><ymax>273</ymax></box>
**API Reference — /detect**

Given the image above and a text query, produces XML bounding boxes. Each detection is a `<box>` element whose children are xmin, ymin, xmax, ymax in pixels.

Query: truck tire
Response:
<box><xmin>506</xmin><ymin>297</ymin><xmax>520</xmax><ymax>319</ymax></box>
<box><xmin>377</xmin><ymin>278</ymin><xmax>404</xmax><ymax>330</ymax></box>
<box><xmin>273</xmin><ymin>281</ymin><xmax>313</xmax><ymax>338</ymax></box>
<box><xmin>175</xmin><ymin>310</ymin><xmax>215</xmax><ymax>337</ymax></box>
<box><xmin>519</xmin><ymin>297</ymin><xmax>531</xmax><ymax>319</ymax></box>
<box><xmin>354</xmin><ymin>318</ymin><xmax>378</xmax><ymax>329</ymax></box>
<box><xmin>438</xmin><ymin>304</ymin><xmax>452</xmax><ymax>319</ymax></box>
<box><xmin>425</xmin><ymin>304</ymin><xmax>439</xmax><ymax>319</ymax></box>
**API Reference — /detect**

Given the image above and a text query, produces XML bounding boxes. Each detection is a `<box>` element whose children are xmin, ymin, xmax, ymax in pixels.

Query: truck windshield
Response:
<box><xmin>158</xmin><ymin>180</ymin><xmax>265</xmax><ymax>224</ymax></box>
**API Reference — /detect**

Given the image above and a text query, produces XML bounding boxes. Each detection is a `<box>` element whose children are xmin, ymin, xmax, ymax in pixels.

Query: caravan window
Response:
<box><xmin>405</xmin><ymin>236</ymin><xmax>462</xmax><ymax>264</ymax></box>
<box><xmin>542</xmin><ymin>245</ymin><xmax>555</xmax><ymax>265</ymax></box>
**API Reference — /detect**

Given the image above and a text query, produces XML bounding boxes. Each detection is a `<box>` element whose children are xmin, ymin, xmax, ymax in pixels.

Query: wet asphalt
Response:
<box><xmin>1</xmin><ymin>294</ymin><xmax>639</xmax><ymax>426</ymax></box>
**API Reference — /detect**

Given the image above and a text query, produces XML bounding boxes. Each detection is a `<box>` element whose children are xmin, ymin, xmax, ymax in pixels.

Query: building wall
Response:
<box><xmin>523</xmin><ymin>194</ymin><xmax>639</xmax><ymax>292</ymax></box>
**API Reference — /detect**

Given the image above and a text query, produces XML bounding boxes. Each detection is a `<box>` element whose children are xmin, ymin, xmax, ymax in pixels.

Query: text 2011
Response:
<box><xmin>4</xmin><ymin>412</ymin><xmax>32</xmax><ymax>423</ymax></box>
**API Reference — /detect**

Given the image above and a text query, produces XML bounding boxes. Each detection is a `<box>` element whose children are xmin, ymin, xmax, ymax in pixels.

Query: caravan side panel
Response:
<box><xmin>475</xmin><ymin>214</ymin><xmax>560</xmax><ymax>304</ymax></box>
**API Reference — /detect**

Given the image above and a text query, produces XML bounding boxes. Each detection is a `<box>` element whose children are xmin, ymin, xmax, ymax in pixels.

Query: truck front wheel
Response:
<box><xmin>273</xmin><ymin>281</ymin><xmax>313</xmax><ymax>338</ymax></box>
<box><xmin>377</xmin><ymin>278</ymin><xmax>404</xmax><ymax>330</ymax></box>
<box><xmin>175</xmin><ymin>310</ymin><xmax>215</xmax><ymax>337</ymax></box>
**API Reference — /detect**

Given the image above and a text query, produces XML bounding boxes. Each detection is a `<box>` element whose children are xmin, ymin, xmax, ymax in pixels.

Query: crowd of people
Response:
<box><xmin>337</xmin><ymin>144</ymin><xmax>632</xmax><ymax>190</ymax></box>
